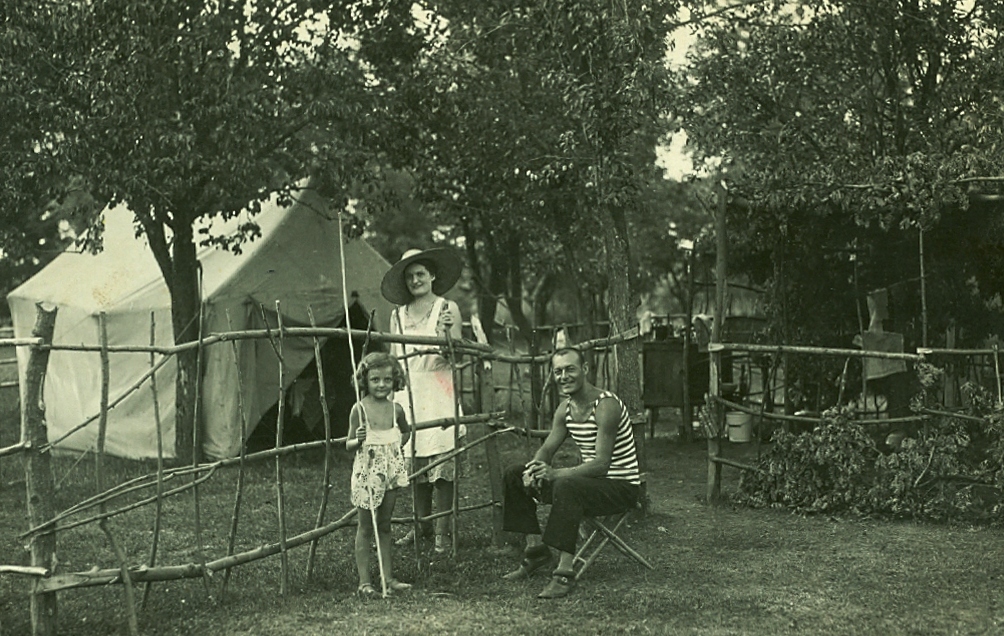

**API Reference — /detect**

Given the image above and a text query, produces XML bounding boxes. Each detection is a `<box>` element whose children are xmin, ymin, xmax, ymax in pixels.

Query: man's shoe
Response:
<box><xmin>502</xmin><ymin>546</ymin><xmax>553</xmax><ymax>580</ymax></box>
<box><xmin>537</xmin><ymin>570</ymin><xmax>575</xmax><ymax>599</ymax></box>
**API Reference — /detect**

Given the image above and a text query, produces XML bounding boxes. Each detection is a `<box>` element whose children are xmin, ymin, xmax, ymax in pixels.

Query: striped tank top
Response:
<box><xmin>564</xmin><ymin>391</ymin><xmax>641</xmax><ymax>484</ymax></box>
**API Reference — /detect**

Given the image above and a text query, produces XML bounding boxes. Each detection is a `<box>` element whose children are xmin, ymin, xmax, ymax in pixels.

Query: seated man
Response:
<box><xmin>501</xmin><ymin>347</ymin><xmax>641</xmax><ymax>599</ymax></box>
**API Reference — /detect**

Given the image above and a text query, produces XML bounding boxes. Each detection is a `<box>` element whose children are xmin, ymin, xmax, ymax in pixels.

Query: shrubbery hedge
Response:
<box><xmin>735</xmin><ymin>367</ymin><xmax>1004</xmax><ymax>522</ymax></box>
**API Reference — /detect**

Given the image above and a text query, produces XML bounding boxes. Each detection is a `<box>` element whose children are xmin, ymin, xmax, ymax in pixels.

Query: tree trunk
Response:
<box><xmin>505</xmin><ymin>233</ymin><xmax>533</xmax><ymax>338</ymax></box>
<box><xmin>460</xmin><ymin>214</ymin><xmax>494</xmax><ymax>341</ymax></box>
<box><xmin>170</xmin><ymin>221</ymin><xmax>201</xmax><ymax>464</ymax></box>
<box><xmin>480</xmin><ymin>250</ymin><xmax>503</xmax><ymax>344</ymax></box>
<box><xmin>605</xmin><ymin>217</ymin><xmax>641</xmax><ymax>412</ymax></box>
<box><xmin>578</xmin><ymin>285</ymin><xmax>599</xmax><ymax>383</ymax></box>
<box><xmin>532</xmin><ymin>272</ymin><xmax>557</xmax><ymax>328</ymax></box>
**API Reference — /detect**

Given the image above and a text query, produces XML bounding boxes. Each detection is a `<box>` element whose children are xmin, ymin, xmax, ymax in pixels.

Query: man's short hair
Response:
<box><xmin>551</xmin><ymin>346</ymin><xmax>585</xmax><ymax>366</ymax></box>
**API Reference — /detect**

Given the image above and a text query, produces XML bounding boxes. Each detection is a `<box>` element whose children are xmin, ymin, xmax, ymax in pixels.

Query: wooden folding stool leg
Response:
<box><xmin>589</xmin><ymin>516</ymin><xmax>654</xmax><ymax>570</ymax></box>
<box><xmin>573</xmin><ymin>513</ymin><xmax>627</xmax><ymax>581</ymax></box>
<box><xmin>573</xmin><ymin>510</ymin><xmax>653</xmax><ymax>581</ymax></box>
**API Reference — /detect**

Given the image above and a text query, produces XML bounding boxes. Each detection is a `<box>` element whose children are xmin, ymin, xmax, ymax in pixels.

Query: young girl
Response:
<box><xmin>347</xmin><ymin>352</ymin><xmax>412</xmax><ymax>598</ymax></box>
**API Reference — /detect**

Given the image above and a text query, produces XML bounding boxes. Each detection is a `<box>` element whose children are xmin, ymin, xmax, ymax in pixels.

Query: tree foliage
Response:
<box><xmin>677</xmin><ymin>0</ymin><xmax>1004</xmax><ymax>352</ymax></box>
<box><xmin>2</xmin><ymin>0</ymin><xmax>416</xmax><ymax>458</ymax></box>
<box><xmin>373</xmin><ymin>0</ymin><xmax>680</xmax><ymax>406</ymax></box>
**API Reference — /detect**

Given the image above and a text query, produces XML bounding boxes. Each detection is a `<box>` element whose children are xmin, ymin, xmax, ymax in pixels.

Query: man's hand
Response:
<box><xmin>525</xmin><ymin>459</ymin><xmax>554</xmax><ymax>483</ymax></box>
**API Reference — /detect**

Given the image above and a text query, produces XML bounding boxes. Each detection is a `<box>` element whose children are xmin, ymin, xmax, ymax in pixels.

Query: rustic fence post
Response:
<box><xmin>707</xmin><ymin>182</ymin><xmax>727</xmax><ymax>505</ymax></box>
<box><xmin>24</xmin><ymin>303</ymin><xmax>58</xmax><ymax>635</ymax></box>
<box><xmin>707</xmin><ymin>345</ymin><xmax>723</xmax><ymax>505</ymax></box>
<box><xmin>478</xmin><ymin>357</ymin><xmax>507</xmax><ymax>547</ymax></box>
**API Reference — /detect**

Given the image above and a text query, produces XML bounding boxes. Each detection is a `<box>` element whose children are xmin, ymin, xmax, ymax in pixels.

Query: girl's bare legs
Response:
<box><xmin>354</xmin><ymin>507</ymin><xmax>374</xmax><ymax>588</ymax></box>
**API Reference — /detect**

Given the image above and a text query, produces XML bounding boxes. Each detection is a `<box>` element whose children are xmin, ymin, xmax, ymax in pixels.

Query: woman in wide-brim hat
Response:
<box><xmin>381</xmin><ymin>247</ymin><xmax>465</xmax><ymax>554</ymax></box>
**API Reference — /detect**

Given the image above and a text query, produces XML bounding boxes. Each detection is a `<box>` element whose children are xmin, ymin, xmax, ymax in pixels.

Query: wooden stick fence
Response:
<box><xmin>2</xmin><ymin>301</ymin><xmax>643</xmax><ymax>636</ymax></box>
<box><xmin>7</xmin><ymin>296</ymin><xmax>1004</xmax><ymax>634</ymax></box>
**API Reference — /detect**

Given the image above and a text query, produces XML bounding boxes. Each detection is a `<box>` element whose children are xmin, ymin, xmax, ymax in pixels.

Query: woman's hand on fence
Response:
<box><xmin>437</xmin><ymin>305</ymin><xmax>457</xmax><ymax>330</ymax></box>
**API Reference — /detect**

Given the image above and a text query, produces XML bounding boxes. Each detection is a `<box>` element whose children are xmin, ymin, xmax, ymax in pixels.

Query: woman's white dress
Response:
<box><xmin>390</xmin><ymin>296</ymin><xmax>464</xmax><ymax>461</ymax></box>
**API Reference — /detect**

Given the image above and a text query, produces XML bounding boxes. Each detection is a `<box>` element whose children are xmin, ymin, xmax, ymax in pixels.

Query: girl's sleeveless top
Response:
<box><xmin>564</xmin><ymin>391</ymin><xmax>641</xmax><ymax>485</ymax></box>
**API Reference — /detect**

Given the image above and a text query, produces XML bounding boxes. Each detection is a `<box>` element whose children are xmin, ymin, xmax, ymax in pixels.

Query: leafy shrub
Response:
<box><xmin>736</xmin><ymin>382</ymin><xmax>1004</xmax><ymax>522</ymax></box>
<box><xmin>868</xmin><ymin>422</ymin><xmax>978</xmax><ymax>521</ymax></box>
<box><xmin>736</xmin><ymin>406</ymin><xmax>878</xmax><ymax>513</ymax></box>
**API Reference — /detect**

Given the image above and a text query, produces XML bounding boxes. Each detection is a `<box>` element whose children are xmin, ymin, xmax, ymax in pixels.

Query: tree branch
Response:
<box><xmin>671</xmin><ymin>0</ymin><xmax>773</xmax><ymax>29</ymax></box>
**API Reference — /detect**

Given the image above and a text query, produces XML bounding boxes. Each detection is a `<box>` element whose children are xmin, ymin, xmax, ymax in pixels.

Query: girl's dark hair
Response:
<box><xmin>354</xmin><ymin>352</ymin><xmax>407</xmax><ymax>396</ymax></box>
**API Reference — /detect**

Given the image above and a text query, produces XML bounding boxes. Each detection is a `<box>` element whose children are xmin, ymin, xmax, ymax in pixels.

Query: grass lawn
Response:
<box><xmin>3</xmin><ymin>410</ymin><xmax>1004</xmax><ymax>635</ymax></box>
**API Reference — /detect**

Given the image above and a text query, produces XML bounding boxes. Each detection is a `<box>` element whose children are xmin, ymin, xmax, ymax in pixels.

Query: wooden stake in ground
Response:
<box><xmin>446</xmin><ymin>329</ymin><xmax>461</xmax><ymax>558</ymax></box>
<box><xmin>94</xmin><ymin>315</ymin><xmax>138</xmax><ymax>635</ymax></box>
<box><xmin>95</xmin><ymin>313</ymin><xmax>110</xmax><ymax>495</ymax></box>
<box><xmin>272</xmin><ymin>302</ymin><xmax>290</xmax><ymax>596</ymax></box>
<box><xmin>393</xmin><ymin>308</ymin><xmax>423</xmax><ymax>568</ymax></box>
<box><xmin>305</xmin><ymin>307</ymin><xmax>334</xmax><ymax>579</ymax></box>
<box><xmin>191</xmin><ymin>296</ymin><xmax>209</xmax><ymax>595</ymax></box>
<box><xmin>993</xmin><ymin>345</ymin><xmax>1002</xmax><ymax>406</ymax></box>
<box><xmin>221</xmin><ymin>309</ymin><xmax>249</xmax><ymax>602</ymax></box>
<box><xmin>25</xmin><ymin>304</ymin><xmax>58</xmax><ymax>636</ymax></box>
<box><xmin>707</xmin><ymin>182</ymin><xmax>727</xmax><ymax>505</ymax></box>
<box><xmin>476</xmin><ymin>356</ymin><xmax>506</xmax><ymax>547</ymax></box>
<box><xmin>142</xmin><ymin>312</ymin><xmax>165</xmax><ymax>610</ymax></box>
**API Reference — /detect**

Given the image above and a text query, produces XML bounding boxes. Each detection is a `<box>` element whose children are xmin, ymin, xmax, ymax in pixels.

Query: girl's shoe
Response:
<box><xmin>388</xmin><ymin>578</ymin><xmax>412</xmax><ymax>592</ymax></box>
<box><xmin>356</xmin><ymin>583</ymin><xmax>380</xmax><ymax>599</ymax></box>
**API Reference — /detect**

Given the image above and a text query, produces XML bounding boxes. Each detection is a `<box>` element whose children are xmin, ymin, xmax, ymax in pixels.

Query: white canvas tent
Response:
<box><xmin>8</xmin><ymin>187</ymin><xmax>392</xmax><ymax>460</ymax></box>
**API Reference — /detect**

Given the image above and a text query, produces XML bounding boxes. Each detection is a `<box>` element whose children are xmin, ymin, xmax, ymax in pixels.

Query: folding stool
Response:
<box><xmin>572</xmin><ymin>505</ymin><xmax>654</xmax><ymax>580</ymax></box>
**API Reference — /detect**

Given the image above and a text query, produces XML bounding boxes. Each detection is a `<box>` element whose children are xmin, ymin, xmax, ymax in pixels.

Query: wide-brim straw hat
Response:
<box><xmin>380</xmin><ymin>247</ymin><xmax>463</xmax><ymax>306</ymax></box>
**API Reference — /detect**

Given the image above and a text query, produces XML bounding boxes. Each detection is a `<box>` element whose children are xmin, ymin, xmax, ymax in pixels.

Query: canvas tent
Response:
<box><xmin>8</xmin><ymin>187</ymin><xmax>392</xmax><ymax>460</ymax></box>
